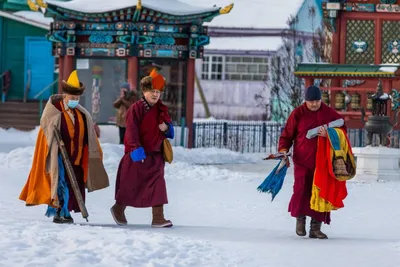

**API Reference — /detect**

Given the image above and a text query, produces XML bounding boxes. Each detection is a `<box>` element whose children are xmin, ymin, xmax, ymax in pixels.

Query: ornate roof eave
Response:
<box><xmin>294</xmin><ymin>63</ymin><xmax>400</xmax><ymax>79</ymax></box>
<box><xmin>27</xmin><ymin>0</ymin><xmax>234</xmax><ymax>24</ymax></box>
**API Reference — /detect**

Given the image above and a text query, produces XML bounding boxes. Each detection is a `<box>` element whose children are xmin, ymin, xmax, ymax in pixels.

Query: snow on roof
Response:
<box><xmin>180</xmin><ymin>0</ymin><xmax>304</xmax><ymax>29</ymax></box>
<box><xmin>46</xmin><ymin>0</ymin><xmax>220</xmax><ymax>15</ymax></box>
<box><xmin>13</xmin><ymin>10</ymin><xmax>53</xmax><ymax>26</ymax></box>
<box><xmin>206</xmin><ymin>36</ymin><xmax>283</xmax><ymax>51</ymax></box>
<box><xmin>0</xmin><ymin>10</ymin><xmax>51</xmax><ymax>29</ymax></box>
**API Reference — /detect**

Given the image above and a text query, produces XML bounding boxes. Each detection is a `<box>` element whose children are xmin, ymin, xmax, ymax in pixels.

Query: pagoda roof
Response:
<box><xmin>294</xmin><ymin>63</ymin><xmax>400</xmax><ymax>78</ymax></box>
<box><xmin>45</xmin><ymin>0</ymin><xmax>221</xmax><ymax>15</ymax></box>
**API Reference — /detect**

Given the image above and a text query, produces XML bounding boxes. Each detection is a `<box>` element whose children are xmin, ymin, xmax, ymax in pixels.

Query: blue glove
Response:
<box><xmin>130</xmin><ymin>147</ymin><xmax>146</xmax><ymax>162</ymax></box>
<box><xmin>164</xmin><ymin>122</ymin><xmax>175</xmax><ymax>139</ymax></box>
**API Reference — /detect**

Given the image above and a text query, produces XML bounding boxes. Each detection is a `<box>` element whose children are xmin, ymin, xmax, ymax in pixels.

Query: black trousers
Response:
<box><xmin>119</xmin><ymin>126</ymin><xmax>126</xmax><ymax>144</ymax></box>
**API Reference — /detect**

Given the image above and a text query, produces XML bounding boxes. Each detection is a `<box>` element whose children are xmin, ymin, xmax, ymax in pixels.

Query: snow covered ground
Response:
<box><xmin>0</xmin><ymin>127</ymin><xmax>399</xmax><ymax>267</ymax></box>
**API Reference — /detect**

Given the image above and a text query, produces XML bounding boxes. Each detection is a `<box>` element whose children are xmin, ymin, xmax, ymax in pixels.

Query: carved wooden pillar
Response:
<box><xmin>127</xmin><ymin>57</ymin><xmax>138</xmax><ymax>93</ymax></box>
<box><xmin>63</xmin><ymin>56</ymin><xmax>74</xmax><ymax>83</ymax></box>
<box><xmin>186</xmin><ymin>58</ymin><xmax>195</xmax><ymax>148</ymax></box>
<box><xmin>58</xmin><ymin>56</ymin><xmax>64</xmax><ymax>93</ymax></box>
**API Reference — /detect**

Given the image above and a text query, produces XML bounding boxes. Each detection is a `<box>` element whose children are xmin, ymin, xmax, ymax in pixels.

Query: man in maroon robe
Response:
<box><xmin>111</xmin><ymin>69</ymin><xmax>174</xmax><ymax>228</ymax></box>
<box><xmin>278</xmin><ymin>85</ymin><xmax>346</xmax><ymax>239</ymax></box>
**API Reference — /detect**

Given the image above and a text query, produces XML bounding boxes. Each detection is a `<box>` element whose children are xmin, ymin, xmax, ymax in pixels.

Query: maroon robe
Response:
<box><xmin>278</xmin><ymin>102</ymin><xmax>346</xmax><ymax>224</ymax></box>
<box><xmin>54</xmin><ymin>101</ymin><xmax>88</xmax><ymax>213</ymax></box>
<box><xmin>115</xmin><ymin>97</ymin><xmax>171</xmax><ymax>208</ymax></box>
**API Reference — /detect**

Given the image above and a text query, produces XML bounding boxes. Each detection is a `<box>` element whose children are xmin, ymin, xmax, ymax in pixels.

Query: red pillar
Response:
<box><xmin>127</xmin><ymin>57</ymin><xmax>139</xmax><ymax>92</ymax></box>
<box><xmin>63</xmin><ymin>56</ymin><xmax>74</xmax><ymax>83</ymax></box>
<box><xmin>330</xmin><ymin>16</ymin><xmax>341</xmax><ymax>108</ymax></box>
<box><xmin>304</xmin><ymin>78</ymin><xmax>314</xmax><ymax>89</ymax></box>
<box><xmin>58</xmin><ymin>56</ymin><xmax>64</xmax><ymax>94</ymax></box>
<box><xmin>186</xmin><ymin>59</ymin><xmax>195</xmax><ymax>148</ymax></box>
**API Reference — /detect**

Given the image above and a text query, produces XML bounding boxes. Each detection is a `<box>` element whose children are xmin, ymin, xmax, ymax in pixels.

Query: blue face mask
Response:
<box><xmin>67</xmin><ymin>100</ymin><xmax>79</xmax><ymax>109</ymax></box>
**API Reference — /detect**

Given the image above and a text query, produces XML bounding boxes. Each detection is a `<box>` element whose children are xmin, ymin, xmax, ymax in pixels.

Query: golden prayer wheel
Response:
<box><xmin>350</xmin><ymin>92</ymin><xmax>361</xmax><ymax>110</ymax></box>
<box><xmin>335</xmin><ymin>92</ymin><xmax>345</xmax><ymax>110</ymax></box>
<box><xmin>321</xmin><ymin>91</ymin><xmax>330</xmax><ymax>105</ymax></box>
<box><xmin>366</xmin><ymin>93</ymin><xmax>373</xmax><ymax>110</ymax></box>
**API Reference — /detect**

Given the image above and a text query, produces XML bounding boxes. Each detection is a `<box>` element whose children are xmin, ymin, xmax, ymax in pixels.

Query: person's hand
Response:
<box><xmin>159</xmin><ymin>122</ymin><xmax>168</xmax><ymax>132</ymax></box>
<box><xmin>120</xmin><ymin>89</ymin><xmax>127</xmax><ymax>98</ymax></box>
<box><xmin>318</xmin><ymin>126</ymin><xmax>327</xmax><ymax>137</ymax></box>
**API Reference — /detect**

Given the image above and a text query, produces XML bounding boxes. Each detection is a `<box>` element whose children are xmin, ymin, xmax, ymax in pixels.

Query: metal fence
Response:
<box><xmin>192</xmin><ymin>121</ymin><xmax>400</xmax><ymax>153</ymax></box>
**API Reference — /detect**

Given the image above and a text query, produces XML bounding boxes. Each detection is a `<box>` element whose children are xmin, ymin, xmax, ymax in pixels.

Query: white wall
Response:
<box><xmin>194</xmin><ymin>58</ymin><xmax>270</xmax><ymax>120</ymax></box>
<box><xmin>193</xmin><ymin>79</ymin><xmax>269</xmax><ymax>120</ymax></box>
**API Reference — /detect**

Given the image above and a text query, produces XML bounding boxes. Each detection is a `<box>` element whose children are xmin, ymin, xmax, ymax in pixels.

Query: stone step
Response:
<box><xmin>0</xmin><ymin>101</ymin><xmax>41</xmax><ymax>131</ymax></box>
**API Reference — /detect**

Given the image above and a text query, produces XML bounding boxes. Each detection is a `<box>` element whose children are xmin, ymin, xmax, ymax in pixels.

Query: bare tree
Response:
<box><xmin>255</xmin><ymin>5</ymin><xmax>332</xmax><ymax>122</ymax></box>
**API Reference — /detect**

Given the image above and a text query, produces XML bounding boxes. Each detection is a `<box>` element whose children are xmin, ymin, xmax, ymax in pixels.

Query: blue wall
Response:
<box><xmin>295</xmin><ymin>0</ymin><xmax>325</xmax><ymax>33</ymax></box>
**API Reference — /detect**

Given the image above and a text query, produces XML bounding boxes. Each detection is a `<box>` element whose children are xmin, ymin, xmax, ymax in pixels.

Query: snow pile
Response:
<box><xmin>379</xmin><ymin>66</ymin><xmax>398</xmax><ymax>73</ymax></box>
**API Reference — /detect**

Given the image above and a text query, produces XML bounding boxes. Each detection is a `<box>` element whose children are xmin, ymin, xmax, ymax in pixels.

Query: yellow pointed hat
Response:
<box><xmin>62</xmin><ymin>70</ymin><xmax>85</xmax><ymax>95</ymax></box>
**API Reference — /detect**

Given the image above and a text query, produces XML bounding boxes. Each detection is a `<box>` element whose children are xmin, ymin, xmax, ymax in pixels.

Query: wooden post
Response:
<box><xmin>383</xmin><ymin>79</ymin><xmax>393</xmax><ymax>119</ymax></box>
<box><xmin>330</xmin><ymin>17</ymin><xmax>341</xmax><ymax>108</ymax></box>
<box><xmin>186</xmin><ymin>59</ymin><xmax>195</xmax><ymax>149</ymax></box>
<box><xmin>127</xmin><ymin>57</ymin><xmax>139</xmax><ymax>93</ymax></box>
<box><xmin>58</xmin><ymin>56</ymin><xmax>64</xmax><ymax>93</ymax></box>
<box><xmin>63</xmin><ymin>56</ymin><xmax>74</xmax><ymax>83</ymax></box>
<box><xmin>304</xmin><ymin>78</ymin><xmax>314</xmax><ymax>89</ymax></box>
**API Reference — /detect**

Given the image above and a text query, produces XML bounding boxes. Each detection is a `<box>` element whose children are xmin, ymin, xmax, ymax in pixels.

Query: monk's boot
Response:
<box><xmin>110</xmin><ymin>203</ymin><xmax>128</xmax><ymax>226</ymax></box>
<box><xmin>296</xmin><ymin>216</ymin><xmax>306</xmax><ymax>236</ymax></box>
<box><xmin>151</xmin><ymin>205</ymin><xmax>173</xmax><ymax>228</ymax></box>
<box><xmin>53</xmin><ymin>209</ymin><xmax>74</xmax><ymax>224</ymax></box>
<box><xmin>309</xmin><ymin>218</ymin><xmax>328</xmax><ymax>239</ymax></box>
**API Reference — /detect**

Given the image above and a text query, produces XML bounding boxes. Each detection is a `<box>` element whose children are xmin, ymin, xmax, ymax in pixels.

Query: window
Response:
<box><xmin>201</xmin><ymin>55</ymin><xmax>269</xmax><ymax>81</ymax></box>
<box><xmin>202</xmin><ymin>55</ymin><xmax>223</xmax><ymax>80</ymax></box>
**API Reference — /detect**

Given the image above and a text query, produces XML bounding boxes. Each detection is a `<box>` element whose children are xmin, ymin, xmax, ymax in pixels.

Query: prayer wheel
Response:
<box><xmin>335</xmin><ymin>92</ymin><xmax>345</xmax><ymax>110</ymax></box>
<box><xmin>350</xmin><ymin>92</ymin><xmax>361</xmax><ymax>110</ymax></box>
<box><xmin>321</xmin><ymin>91</ymin><xmax>330</xmax><ymax>105</ymax></box>
<box><xmin>366</xmin><ymin>93</ymin><xmax>373</xmax><ymax>110</ymax></box>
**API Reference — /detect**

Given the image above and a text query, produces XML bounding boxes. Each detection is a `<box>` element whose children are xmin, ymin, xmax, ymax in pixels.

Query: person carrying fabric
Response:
<box><xmin>19</xmin><ymin>70</ymin><xmax>109</xmax><ymax>224</ymax></box>
<box><xmin>278</xmin><ymin>85</ymin><xmax>348</xmax><ymax>239</ymax></box>
<box><xmin>111</xmin><ymin>68</ymin><xmax>175</xmax><ymax>228</ymax></box>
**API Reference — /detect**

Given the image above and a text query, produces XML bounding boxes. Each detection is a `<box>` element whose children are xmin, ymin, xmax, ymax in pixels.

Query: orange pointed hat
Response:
<box><xmin>61</xmin><ymin>70</ymin><xmax>85</xmax><ymax>95</ymax></box>
<box><xmin>149</xmin><ymin>68</ymin><xmax>165</xmax><ymax>91</ymax></box>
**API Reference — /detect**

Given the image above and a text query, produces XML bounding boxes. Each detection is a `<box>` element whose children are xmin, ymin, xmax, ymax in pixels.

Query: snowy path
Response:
<box><xmin>0</xmin><ymin>126</ymin><xmax>399</xmax><ymax>267</ymax></box>
<box><xmin>1</xmin><ymin>154</ymin><xmax>400</xmax><ymax>266</ymax></box>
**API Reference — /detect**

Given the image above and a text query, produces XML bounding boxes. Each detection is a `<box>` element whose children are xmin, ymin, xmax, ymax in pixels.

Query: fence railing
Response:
<box><xmin>192</xmin><ymin>121</ymin><xmax>400</xmax><ymax>153</ymax></box>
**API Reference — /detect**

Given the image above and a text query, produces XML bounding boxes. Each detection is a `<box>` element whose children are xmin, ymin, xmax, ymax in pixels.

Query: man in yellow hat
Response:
<box><xmin>19</xmin><ymin>70</ymin><xmax>109</xmax><ymax>224</ymax></box>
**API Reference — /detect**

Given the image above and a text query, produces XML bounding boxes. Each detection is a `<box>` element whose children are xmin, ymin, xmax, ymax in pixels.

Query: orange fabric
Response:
<box><xmin>149</xmin><ymin>68</ymin><xmax>165</xmax><ymax>91</ymax></box>
<box><xmin>19</xmin><ymin>128</ymin><xmax>54</xmax><ymax>206</ymax></box>
<box><xmin>60</xmin><ymin>102</ymin><xmax>85</xmax><ymax>166</ymax></box>
<box><xmin>313</xmin><ymin>135</ymin><xmax>348</xmax><ymax>209</ymax></box>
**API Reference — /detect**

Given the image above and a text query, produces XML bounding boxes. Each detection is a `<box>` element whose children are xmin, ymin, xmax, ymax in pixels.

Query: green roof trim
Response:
<box><xmin>294</xmin><ymin>63</ymin><xmax>400</xmax><ymax>78</ymax></box>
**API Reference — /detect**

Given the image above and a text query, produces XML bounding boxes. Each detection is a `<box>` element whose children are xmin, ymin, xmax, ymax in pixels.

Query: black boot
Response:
<box><xmin>309</xmin><ymin>218</ymin><xmax>328</xmax><ymax>239</ymax></box>
<box><xmin>296</xmin><ymin>216</ymin><xmax>306</xmax><ymax>236</ymax></box>
<box><xmin>53</xmin><ymin>209</ymin><xmax>74</xmax><ymax>224</ymax></box>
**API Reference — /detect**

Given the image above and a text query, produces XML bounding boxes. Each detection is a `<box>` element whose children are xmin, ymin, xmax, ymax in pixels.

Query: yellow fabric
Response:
<box><xmin>328</xmin><ymin>128</ymin><xmax>356</xmax><ymax>181</ymax></box>
<box><xmin>66</xmin><ymin>70</ymin><xmax>80</xmax><ymax>88</ymax></box>
<box><xmin>310</xmin><ymin>128</ymin><xmax>356</xmax><ymax>212</ymax></box>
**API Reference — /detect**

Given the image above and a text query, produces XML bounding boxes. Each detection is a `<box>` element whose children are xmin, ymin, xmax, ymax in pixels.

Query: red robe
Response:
<box><xmin>115</xmin><ymin>98</ymin><xmax>171</xmax><ymax>208</ymax></box>
<box><xmin>278</xmin><ymin>102</ymin><xmax>346</xmax><ymax>224</ymax></box>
